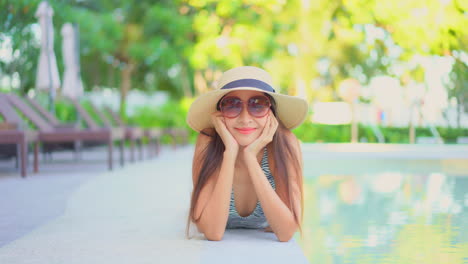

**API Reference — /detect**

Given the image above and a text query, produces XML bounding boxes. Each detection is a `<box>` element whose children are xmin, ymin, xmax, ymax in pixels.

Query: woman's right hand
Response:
<box><xmin>211</xmin><ymin>112</ymin><xmax>238</xmax><ymax>157</ymax></box>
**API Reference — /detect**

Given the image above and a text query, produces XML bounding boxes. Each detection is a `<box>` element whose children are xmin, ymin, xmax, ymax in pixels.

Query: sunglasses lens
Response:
<box><xmin>220</xmin><ymin>97</ymin><xmax>242</xmax><ymax>118</ymax></box>
<box><xmin>248</xmin><ymin>96</ymin><xmax>270</xmax><ymax>117</ymax></box>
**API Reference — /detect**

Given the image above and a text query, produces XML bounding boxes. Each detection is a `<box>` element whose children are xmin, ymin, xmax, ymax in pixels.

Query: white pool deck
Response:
<box><xmin>0</xmin><ymin>145</ymin><xmax>308</xmax><ymax>264</ymax></box>
<box><xmin>0</xmin><ymin>143</ymin><xmax>467</xmax><ymax>263</ymax></box>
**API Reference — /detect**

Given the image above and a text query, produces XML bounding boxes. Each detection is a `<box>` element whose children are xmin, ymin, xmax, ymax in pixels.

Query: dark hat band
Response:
<box><xmin>220</xmin><ymin>79</ymin><xmax>275</xmax><ymax>93</ymax></box>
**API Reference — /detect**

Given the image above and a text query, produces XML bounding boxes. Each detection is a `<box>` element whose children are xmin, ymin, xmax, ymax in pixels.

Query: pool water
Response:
<box><xmin>298</xmin><ymin>159</ymin><xmax>468</xmax><ymax>264</ymax></box>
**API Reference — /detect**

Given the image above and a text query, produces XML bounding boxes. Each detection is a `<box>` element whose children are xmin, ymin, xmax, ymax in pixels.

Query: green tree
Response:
<box><xmin>1</xmin><ymin>0</ymin><xmax>467</xmax><ymax>123</ymax></box>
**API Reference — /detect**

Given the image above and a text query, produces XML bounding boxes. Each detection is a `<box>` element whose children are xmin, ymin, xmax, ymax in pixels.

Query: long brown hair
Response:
<box><xmin>185</xmin><ymin>94</ymin><xmax>304</xmax><ymax>239</ymax></box>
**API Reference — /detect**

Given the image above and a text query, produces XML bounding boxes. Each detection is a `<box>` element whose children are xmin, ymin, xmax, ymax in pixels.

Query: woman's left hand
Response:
<box><xmin>243</xmin><ymin>111</ymin><xmax>278</xmax><ymax>157</ymax></box>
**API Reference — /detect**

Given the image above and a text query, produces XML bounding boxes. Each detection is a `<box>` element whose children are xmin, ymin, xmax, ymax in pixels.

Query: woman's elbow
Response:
<box><xmin>195</xmin><ymin>216</ymin><xmax>226</xmax><ymax>241</ymax></box>
<box><xmin>276</xmin><ymin>226</ymin><xmax>297</xmax><ymax>242</ymax></box>
<box><xmin>277</xmin><ymin>234</ymin><xmax>293</xmax><ymax>242</ymax></box>
<box><xmin>204</xmin><ymin>230</ymin><xmax>225</xmax><ymax>241</ymax></box>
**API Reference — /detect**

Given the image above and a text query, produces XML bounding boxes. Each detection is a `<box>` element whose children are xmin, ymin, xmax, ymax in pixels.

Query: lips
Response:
<box><xmin>235</xmin><ymin>128</ymin><xmax>256</xmax><ymax>135</ymax></box>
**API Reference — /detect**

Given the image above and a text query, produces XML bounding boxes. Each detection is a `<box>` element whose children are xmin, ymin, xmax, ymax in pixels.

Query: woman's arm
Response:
<box><xmin>244</xmin><ymin>153</ymin><xmax>299</xmax><ymax>241</ymax></box>
<box><xmin>193</xmin><ymin>148</ymin><xmax>236</xmax><ymax>241</ymax></box>
<box><xmin>244</xmin><ymin>129</ymin><xmax>303</xmax><ymax>242</ymax></box>
<box><xmin>192</xmin><ymin>112</ymin><xmax>239</xmax><ymax>241</ymax></box>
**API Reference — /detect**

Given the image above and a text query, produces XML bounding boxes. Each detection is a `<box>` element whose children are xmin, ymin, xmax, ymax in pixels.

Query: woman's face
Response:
<box><xmin>220</xmin><ymin>90</ymin><xmax>271</xmax><ymax>147</ymax></box>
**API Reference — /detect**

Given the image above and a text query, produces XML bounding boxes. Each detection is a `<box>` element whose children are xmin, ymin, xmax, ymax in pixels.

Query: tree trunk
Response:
<box><xmin>120</xmin><ymin>63</ymin><xmax>135</xmax><ymax>119</ymax></box>
<box><xmin>351</xmin><ymin>101</ymin><xmax>358</xmax><ymax>143</ymax></box>
<box><xmin>456</xmin><ymin>97</ymin><xmax>461</xmax><ymax>129</ymax></box>
<box><xmin>409</xmin><ymin>102</ymin><xmax>415</xmax><ymax>143</ymax></box>
<box><xmin>409</xmin><ymin>120</ymin><xmax>415</xmax><ymax>144</ymax></box>
<box><xmin>181</xmin><ymin>65</ymin><xmax>193</xmax><ymax>98</ymax></box>
<box><xmin>194</xmin><ymin>70</ymin><xmax>208</xmax><ymax>94</ymax></box>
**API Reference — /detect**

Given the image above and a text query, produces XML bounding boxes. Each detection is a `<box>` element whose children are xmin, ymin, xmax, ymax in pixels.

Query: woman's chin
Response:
<box><xmin>237</xmin><ymin>141</ymin><xmax>250</xmax><ymax>147</ymax></box>
<box><xmin>234</xmin><ymin>135</ymin><xmax>258</xmax><ymax>147</ymax></box>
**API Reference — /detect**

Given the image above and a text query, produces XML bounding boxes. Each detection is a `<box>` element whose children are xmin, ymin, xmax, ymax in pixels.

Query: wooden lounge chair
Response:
<box><xmin>103</xmin><ymin>106</ymin><xmax>189</xmax><ymax>151</ymax></box>
<box><xmin>63</xmin><ymin>98</ymin><xmax>134</xmax><ymax>162</ymax></box>
<box><xmin>165</xmin><ymin>127</ymin><xmax>189</xmax><ymax>149</ymax></box>
<box><xmin>24</xmin><ymin>96</ymin><xmax>81</xmax><ymax>157</ymax></box>
<box><xmin>25</xmin><ymin>96</ymin><xmax>115</xmax><ymax>159</ymax></box>
<box><xmin>2</xmin><ymin>93</ymin><xmax>125</xmax><ymax>170</ymax></box>
<box><xmin>103</xmin><ymin>106</ymin><xmax>163</xmax><ymax>158</ymax></box>
<box><xmin>84</xmin><ymin>100</ymin><xmax>144</xmax><ymax>163</ymax></box>
<box><xmin>0</xmin><ymin>96</ymin><xmax>39</xmax><ymax>177</ymax></box>
<box><xmin>103</xmin><ymin>106</ymin><xmax>188</xmax><ymax>153</ymax></box>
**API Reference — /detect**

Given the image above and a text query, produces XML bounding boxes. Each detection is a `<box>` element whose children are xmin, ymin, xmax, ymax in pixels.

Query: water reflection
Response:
<box><xmin>300</xmin><ymin>167</ymin><xmax>468</xmax><ymax>264</ymax></box>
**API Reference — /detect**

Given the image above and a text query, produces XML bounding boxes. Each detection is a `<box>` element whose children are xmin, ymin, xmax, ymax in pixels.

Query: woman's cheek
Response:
<box><xmin>226</xmin><ymin>124</ymin><xmax>240</xmax><ymax>142</ymax></box>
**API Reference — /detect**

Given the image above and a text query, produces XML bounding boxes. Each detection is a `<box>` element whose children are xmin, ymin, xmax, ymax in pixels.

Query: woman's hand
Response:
<box><xmin>211</xmin><ymin>112</ymin><xmax>239</xmax><ymax>157</ymax></box>
<box><xmin>243</xmin><ymin>111</ymin><xmax>278</xmax><ymax>158</ymax></box>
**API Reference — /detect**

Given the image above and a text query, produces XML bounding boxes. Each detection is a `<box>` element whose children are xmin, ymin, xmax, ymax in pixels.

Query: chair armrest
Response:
<box><xmin>53</xmin><ymin>123</ymin><xmax>79</xmax><ymax>131</ymax></box>
<box><xmin>0</xmin><ymin>122</ymin><xmax>18</xmax><ymax>130</ymax></box>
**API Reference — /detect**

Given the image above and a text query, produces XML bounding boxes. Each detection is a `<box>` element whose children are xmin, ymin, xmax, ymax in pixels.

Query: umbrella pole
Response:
<box><xmin>45</xmin><ymin>1</ymin><xmax>55</xmax><ymax>115</ymax></box>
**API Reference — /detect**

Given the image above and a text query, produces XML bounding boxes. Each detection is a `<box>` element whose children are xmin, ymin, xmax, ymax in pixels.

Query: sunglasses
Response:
<box><xmin>218</xmin><ymin>95</ymin><xmax>271</xmax><ymax>118</ymax></box>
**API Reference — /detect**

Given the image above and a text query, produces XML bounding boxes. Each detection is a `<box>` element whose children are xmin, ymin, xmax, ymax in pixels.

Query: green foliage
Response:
<box><xmin>293</xmin><ymin>122</ymin><xmax>352</xmax><ymax>143</ymax></box>
<box><xmin>128</xmin><ymin>97</ymin><xmax>198</xmax><ymax>143</ymax></box>
<box><xmin>54</xmin><ymin>100</ymin><xmax>77</xmax><ymax>123</ymax></box>
<box><xmin>80</xmin><ymin>101</ymin><xmax>105</xmax><ymax>127</ymax></box>
<box><xmin>436</xmin><ymin>126</ymin><xmax>468</xmax><ymax>143</ymax></box>
<box><xmin>46</xmin><ymin>95</ymin><xmax>468</xmax><ymax>144</ymax></box>
<box><xmin>1</xmin><ymin>0</ymin><xmax>468</xmax><ymax>125</ymax></box>
<box><xmin>130</xmin><ymin>102</ymin><xmax>185</xmax><ymax>129</ymax></box>
<box><xmin>292</xmin><ymin>121</ymin><xmax>468</xmax><ymax>143</ymax></box>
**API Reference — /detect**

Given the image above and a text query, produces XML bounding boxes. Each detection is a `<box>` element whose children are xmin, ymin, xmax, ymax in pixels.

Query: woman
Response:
<box><xmin>185</xmin><ymin>66</ymin><xmax>308</xmax><ymax>242</ymax></box>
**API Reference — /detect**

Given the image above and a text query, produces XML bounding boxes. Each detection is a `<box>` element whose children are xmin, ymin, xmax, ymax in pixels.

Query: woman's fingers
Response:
<box><xmin>259</xmin><ymin>115</ymin><xmax>271</xmax><ymax>141</ymax></box>
<box><xmin>255</xmin><ymin>113</ymin><xmax>274</xmax><ymax>147</ymax></box>
<box><xmin>267</xmin><ymin>115</ymin><xmax>275</xmax><ymax>141</ymax></box>
<box><xmin>211</xmin><ymin>113</ymin><xmax>225</xmax><ymax>132</ymax></box>
<box><xmin>266</xmin><ymin>113</ymin><xmax>275</xmax><ymax>135</ymax></box>
<box><xmin>271</xmin><ymin>114</ymin><xmax>278</xmax><ymax>131</ymax></box>
<box><xmin>269</xmin><ymin>112</ymin><xmax>277</xmax><ymax>129</ymax></box>
<box><xmin>263</xmin><ymin>113</ymin><xmax>277</xmax><ymax>143</ymax></box>
<box><xmin>211</xmin><ymin>112</ymin><xmax>238</xmax><ymax>153</ymax></box>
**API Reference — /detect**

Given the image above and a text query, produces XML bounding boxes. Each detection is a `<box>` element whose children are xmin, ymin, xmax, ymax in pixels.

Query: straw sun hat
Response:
<box><xmin>186</xmin><ymin>66</ymin><xmax>309</xmax><ymax>132</ymax></box>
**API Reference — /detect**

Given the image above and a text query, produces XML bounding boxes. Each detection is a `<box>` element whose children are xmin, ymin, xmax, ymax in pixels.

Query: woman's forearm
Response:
<box><xmin>196</xmin><ymin>152</ymin><xmax>236</xmax><ymax>240</ymax></box>
<box><xmin>243</xmin><ymin>153</ymin><xmax>297</xmax><ymax>242</ymax></box>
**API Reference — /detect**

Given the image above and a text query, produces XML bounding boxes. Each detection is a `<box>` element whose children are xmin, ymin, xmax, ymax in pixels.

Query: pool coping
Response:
<box><xmin>302</xmin><ymin>143</ymin><xmax>468</xmax><ymax>159</ymax></box>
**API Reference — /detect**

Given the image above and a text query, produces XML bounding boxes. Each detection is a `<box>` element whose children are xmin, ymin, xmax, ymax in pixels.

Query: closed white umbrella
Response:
<box><xmin>35</xmin><ymin>1</ymin><xmax>60</xmax><ymax>110</ymax></box>
<box><xmin>61</xmin><ymin>23</ymin><xmax>83</xmax><ymax>99</ymax></box>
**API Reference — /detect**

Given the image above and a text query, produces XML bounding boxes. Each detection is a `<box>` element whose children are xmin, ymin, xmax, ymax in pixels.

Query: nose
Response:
<box><xmin>237</xmin><ymin>104</ymin><xmax>252</xmax><ymax>123</ymax></box>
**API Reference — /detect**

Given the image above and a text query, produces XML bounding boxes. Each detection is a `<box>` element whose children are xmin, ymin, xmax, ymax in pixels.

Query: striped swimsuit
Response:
<box><xmin>226</xmin><ymin>148</ymin><xmax>276</xmax><ymax>229</ymax></box>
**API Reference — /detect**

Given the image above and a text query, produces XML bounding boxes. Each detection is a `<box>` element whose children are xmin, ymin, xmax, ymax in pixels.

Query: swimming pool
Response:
<box><xmin>298</xmin><ymin>157</ymin><xmax>468</xmax><ymax>264</ymax></box>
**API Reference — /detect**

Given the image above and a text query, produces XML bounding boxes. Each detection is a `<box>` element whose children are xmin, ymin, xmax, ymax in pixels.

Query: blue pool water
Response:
<box><xmin>299</xmin><ymin>159</ymin><xmax>468</xmax><ymax>264</ymax></box>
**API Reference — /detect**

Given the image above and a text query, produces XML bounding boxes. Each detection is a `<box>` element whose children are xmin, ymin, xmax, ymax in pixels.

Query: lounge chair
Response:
<box><xmin>2</xmin><ymin>93</ymin><xmax>125</xmax><ymax>170</ymax></box>
<box><xmin>0</xmin><ymin>96</ymin><xmax>39</xmax><ymax>177</ymax></box>
<box><xmin>103</xmin><ymin>106</ymin><xmax>163</xmax><ymax>158</ymax></box>
<box><xmin>24</xmin><ymin>96</ymin><xmax>81</xmax><ymax>157</ymax></box>
<box><xmin>84</xmin><ymin>100</ymin><xmax>144</xmax><ymax>163</ymax></box>
<box><xmin>103</xmin><ymin>106</ymin><xmax>188</xmax><ymax>153</ymax></box>
<box><xmin>165</xmin><ymin>127</ymin><xmax>189</xmax><ymax>149</ymax></box>
<box><xmin>63</xmin><ymin>98</ymin><xmax>134</xmax><ymax>162</ymax></box>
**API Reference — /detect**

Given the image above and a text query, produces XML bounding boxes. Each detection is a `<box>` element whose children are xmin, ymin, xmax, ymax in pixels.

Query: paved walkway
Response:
<box><xmin>0</xmin><ymin>146</ymin><xmax>307</xmax><ymax>263</ymax></box>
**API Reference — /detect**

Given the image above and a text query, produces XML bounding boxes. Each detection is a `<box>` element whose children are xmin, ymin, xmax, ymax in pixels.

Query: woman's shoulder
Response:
<box><xmin>283</xmin><ymin>130</ymin><xmax>300</xmax><ymax>148</ymax></box>
<box><xmin>284</xmin><ymin>130</ymin><xmax>298</xmax><ymax>140</ymax></box>
<box><xmin>267</xmin><ymin>131</ymin><xmax>300</xmax><ymax>156</ymax></box>
<box><xmin>194</xmin><ymin>128</ymin><xmax>215</xmax><ymax>150</ymax></box>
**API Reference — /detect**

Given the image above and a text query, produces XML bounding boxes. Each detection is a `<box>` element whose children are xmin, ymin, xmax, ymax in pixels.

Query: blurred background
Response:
<box><xmin>1</xmin><ymin>1</ymin><xmax>468</xmax><ymax>263</ymax></box>
<box><xmin>1</xmin><ymin>0</ymin><xmax>467</xmax><ymax>143</ymax></box>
